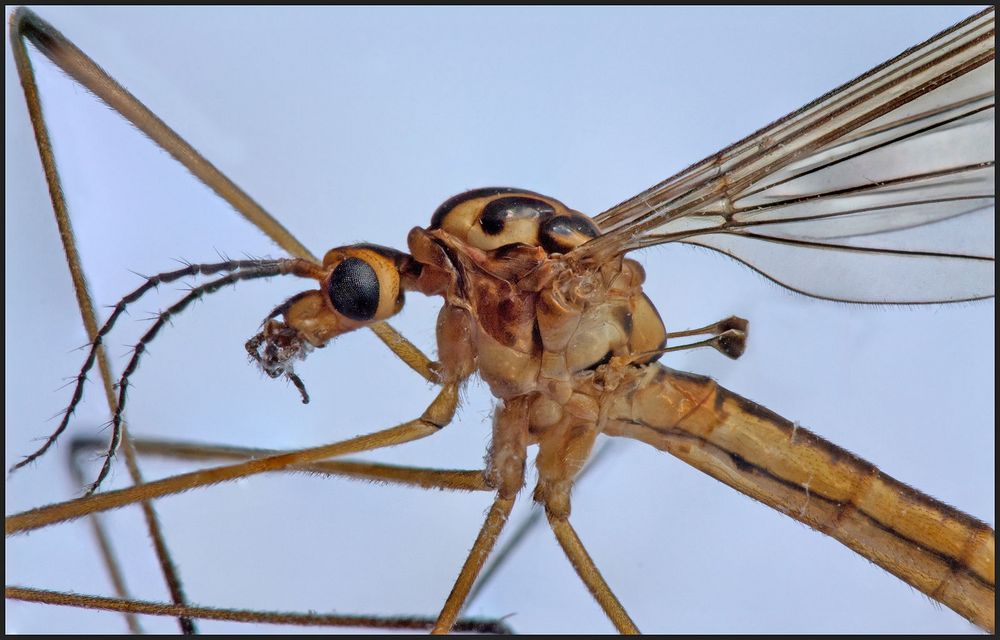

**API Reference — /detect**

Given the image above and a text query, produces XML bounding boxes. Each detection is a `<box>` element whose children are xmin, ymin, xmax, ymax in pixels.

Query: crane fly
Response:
<box><xmin>5</xmin><ymin>6</ymin><xmax>995</xmax><ymax>634</ymax></box>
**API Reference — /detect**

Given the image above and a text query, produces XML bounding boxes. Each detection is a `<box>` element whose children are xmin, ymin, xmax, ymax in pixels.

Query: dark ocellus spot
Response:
<box><xmin>540</xmin><ymin>214</ymin><xmax>600</xmax><ymax>254</ymax></box>
<box><xmin>479</xmin><ymin>196</ymin><xmax>555</xmax><ymax>236</ymax></box>
<box><xmin>328</xmin><ymin>257</ymin><xmax>379</xmax><ymax>321</ymax></box>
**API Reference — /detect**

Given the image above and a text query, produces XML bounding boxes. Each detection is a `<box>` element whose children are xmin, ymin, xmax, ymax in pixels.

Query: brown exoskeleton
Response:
<box><xmin>248</xmin><ymin>188</ymin><xmax>682</xmax><ymax>520</ymax></box>
<box><xmin>6</xmin><ymin>6</ymin><xmax>993</xmax><ymax>634</ymax></box>
<box><xmin>242</xmin><ymin>187</ymin><xmax>992</xmax><ymax>632</ymax></box>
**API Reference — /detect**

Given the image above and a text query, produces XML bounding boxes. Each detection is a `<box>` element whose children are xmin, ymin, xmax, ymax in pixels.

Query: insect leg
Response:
<box><xmin>547</xmin><ymin>514</ymin><xmax>638</xmax><ymax>634</ymax></box>
<box><xmin>369</xmin><ymin>321</ymin><xmax>443</xmax><ymax>383</ymax></box>
<box><xmin>431</xmin><ymin>395</ymin><xmax>530</xmax><ymax>633</ymax></box>
<box><xmin>7</xmin><ymin>383</ymin><xmax>461</xmax><ymax>536</ymax></box>
<box><xmin>12</xmin><ymin>10</ymin><xmax>452</xmax><ymax>632</ymax></box>
<box><xmin>64</xmin><ymin>433</ymin><xmax>483</xmax><ymax>628</ymax></box>
<box><xmin>65</xmin><ymin>438</ymin><xmax>142</xmax><ymax>634</ymax></box>
<box><xmin>466</xmin><ymin>440</ymin><xmax>621</xmax><ymax>608</ymax></box>
<box><xmin>6</xmin><ymin>586</ymin><xmax>513</xmax><ymax>633</ymax></box>
<box><xmin>71</xmin><ymin>435</ymin><xmax>493</xmax><ymax>493</ymax></box>
<box><xmin>431</xmin><ymin>497</ymin><xmax>516</xmax><ymax>634</ymax></box>
<box><xmin>10</xmin><ymin>10</ymin><xmax>195</xmax><ymax>631</ymax></box>
<box><xmin>10</xmin><ymin>8</ymin><xmax>312</xmax><ymax>261</ymax></box>
<box><xmin>533</xmin><ymin>414</ymin><xmax>639</xmax><ymax>633</ymax></box>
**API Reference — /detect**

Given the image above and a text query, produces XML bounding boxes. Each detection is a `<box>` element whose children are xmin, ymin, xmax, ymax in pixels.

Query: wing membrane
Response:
<box><xmin>579</xmin><ymin>8</ymin><xmax>995</xmax><ymax>304</ymax></box>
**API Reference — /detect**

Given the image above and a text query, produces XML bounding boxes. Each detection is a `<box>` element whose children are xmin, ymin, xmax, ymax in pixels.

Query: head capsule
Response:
<box><xmin>245</xmin><ymin>244</ymin><xmax>412</xmax><ymax>397</ymax></box>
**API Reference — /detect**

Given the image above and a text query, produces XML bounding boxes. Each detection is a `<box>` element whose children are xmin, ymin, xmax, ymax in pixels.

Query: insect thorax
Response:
<box><xmin>441</xmin><ymin>249</ymin><xmax>666</xmax><ymax>402</ymax></box>
<box><xmin>412</xmin><ymin>189</ymin><xmax>668</xmax><ymax>411</ymax></box>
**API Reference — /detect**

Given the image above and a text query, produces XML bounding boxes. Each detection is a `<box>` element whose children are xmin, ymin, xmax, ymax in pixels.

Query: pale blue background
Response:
<box><xmin>6</xmin><ymin>6</ymin><xmax>994</xmax><ymax>633</ymax></box>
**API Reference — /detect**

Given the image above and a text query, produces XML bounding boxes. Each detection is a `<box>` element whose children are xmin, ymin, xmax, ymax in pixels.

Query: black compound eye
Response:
<box><xmin>479</xmin><ymin>196</ymin><xmax>555</xmax><ymax>236</ymax></box>
<box><xmin>328</xmin><ymin>257</ymin><xmax>380</xmax><ymax>321</ymax></box>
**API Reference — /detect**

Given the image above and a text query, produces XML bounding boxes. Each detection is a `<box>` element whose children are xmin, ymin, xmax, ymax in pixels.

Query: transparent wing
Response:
<box><xmin>579</xmin><ymin>8</ymin><xmax>995</xmax><ymax>304</ymax></box>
